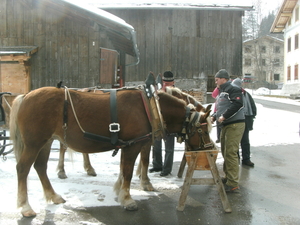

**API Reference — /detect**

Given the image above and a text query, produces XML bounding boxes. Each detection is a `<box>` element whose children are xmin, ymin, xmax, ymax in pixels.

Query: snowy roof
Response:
<box><xmin>0</xmin><ymin>46</ymin><xmax>38</xmax><ymax>56</ymax></box>
<box><xmin>95</xmin><ymin>2</ymin><xmax>253</xmax><ymax>11</ymax></box>
<box><xmin>243</xmin><ymin>35</ymin><xmax>284</xmax><ymax>44</ymax></box>
<box><xmin>61</xmin><ymin>0</ymin><xmax>139</xmax><ymax>61</ymax></box>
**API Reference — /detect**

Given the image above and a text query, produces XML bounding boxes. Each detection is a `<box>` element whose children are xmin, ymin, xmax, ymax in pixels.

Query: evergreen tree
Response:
<box><xmin>258</xmin><ymin>12</ymin><xmax>283</xmax><ymax>39</ymax></box>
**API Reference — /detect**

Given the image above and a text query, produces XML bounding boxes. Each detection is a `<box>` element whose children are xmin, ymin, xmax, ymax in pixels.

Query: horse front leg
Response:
<box><xmin>138</xmin><ymin>142</ymin><xmax>154</xmax><ymax>191</ymax></box>
<box><xmin>114</xmin><ymin>144</ymin><xmax>141</xmax><ymax>211</ymax></box>
<box><xmin>57</xmin><ymin>142</ymin><xmax>68</xmax><ymax>179</ymax></box>
<box><xmin>83</xmin><ymin>153</ymin><xmax>97</xmax><ymax>176</ymax></box>
<box><xmin>34</xmin><ymin>141</ymin><xmax>65</xmax><ymax>206</ymax></box>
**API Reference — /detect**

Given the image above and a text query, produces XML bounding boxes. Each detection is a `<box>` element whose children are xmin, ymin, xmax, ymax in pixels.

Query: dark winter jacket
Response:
<box><xmin>242</xmin><ymin>90</ymin><xmax>257</xmax><ymax>131</ymax></box>
<box><xmin>213</xmin><ymin>81</ymin><xmax>245</xmax><ymax>127</ymax></box>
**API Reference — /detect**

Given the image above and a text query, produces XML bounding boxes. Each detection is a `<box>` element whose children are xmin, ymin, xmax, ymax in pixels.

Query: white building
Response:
<box><xmin>243</xmin><ymin>35</ymin><xmax>284</xmax><ymax>89</ymax></box>
<box><xmin>271</xmin><ymin>0</ymin><xmax>300</xmax><ymax>95</ymax></box>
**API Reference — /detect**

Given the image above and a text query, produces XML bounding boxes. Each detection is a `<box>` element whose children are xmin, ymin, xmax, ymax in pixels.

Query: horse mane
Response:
<box><xmin>165</xmin><ymin>87</ymin><xmax>197</xmax><ymax>102</ymax></box>
<box><xmin>202</xmin><ymin>110</ymin><xmax>213</xmax><ymax>133</ymax></box>
<box><xmin>164</xmin><ymin>86</ymin><xmax>204</xmax><ymax>111</ymax></box>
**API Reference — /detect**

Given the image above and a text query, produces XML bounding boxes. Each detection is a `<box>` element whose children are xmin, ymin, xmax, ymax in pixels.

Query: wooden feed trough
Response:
<box><xmin>177</xmin><ymin>149</ymin><xmax>232</xmax><ymax>213</ymax></box>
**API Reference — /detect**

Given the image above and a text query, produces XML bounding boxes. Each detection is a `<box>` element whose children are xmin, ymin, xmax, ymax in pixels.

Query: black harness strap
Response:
<box><xmin>83</xmin><ymin>131</ymin><xmax>152</xmax><ymax>148</ymax></box>
<box><xmin>61</xmin><ymin>87</ymin><xmax>152</xmax><ymax>156</ymax></box>
<box><xmin>63</xmin><ymin>99</ymin><xmax>68</xmax><ymax>126</ymax></box>
<box><xmin>108</xmin><ymin>89</ymin><xmax>119</xmax><ymax>145</ymax></box>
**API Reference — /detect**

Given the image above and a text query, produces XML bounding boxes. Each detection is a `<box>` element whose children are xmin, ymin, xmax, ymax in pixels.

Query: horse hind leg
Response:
<box><xmin>57</xmin><ymin>142</ymin><xmax>68</xmax><ymax>179</ymax></box>
<box><xmin>34</xmin><ymin>140</ymin><xmax>65</xmax><ymax>205</ymax></box>
<box><xmin>57</xmin><ymin>143</ymin><xmax>96</xmax><ymax>178</ymax></box>
<box><xmin>16</xmin><ymin>148</ymin><xmax>39</xmax><ymax>217</ymax></box>
<box><xmin>83</xmin><ymin>153</ymin><xmax>97</xmax><ymax>176</ymax></box>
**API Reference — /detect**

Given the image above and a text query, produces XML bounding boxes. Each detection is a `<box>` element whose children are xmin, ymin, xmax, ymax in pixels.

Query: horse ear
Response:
<box><xmin>145</xmin><ymin>72</ymin><xmax>155</xmax><ymax>87</ymax></box>
<box><xmin>156</xmin><ymin>73</ymin><xmax>163</xmax><ymax>90</ymax></box>
<box><xmin>205</xmin><ymin>104</ymin><xmax>212</xmax><ymax>113</ymax></box>
<box><xmin>203</xmin><ymin>109</ymin><xmax>211</xmax><ymax>119</ymax></box>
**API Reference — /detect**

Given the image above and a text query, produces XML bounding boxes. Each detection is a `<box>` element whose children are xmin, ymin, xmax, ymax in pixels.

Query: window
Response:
<box><xmin>287</xmin><ymin>66</ymin><xmax>291</xmax><ymax>80</ymax></box>
<box><xmin>295</xmin><ymin>64</ymin><xmax>299</xmax><ymax>80</ymax></box>
<box><xmin>273</xmin><ymin>59</ymin><xmax>280</xmax><ymax>66</ymax></box>
<box><xmin>288</xmin><ymin>37</ymin><xmax>291</xmax><ymax>52</ymax></box>
<box><xmin>261</xmin><ymin>59</ymin><xmax>266</xmax><ymax>66</ymax></box>
<box><xmin>274</xmin><ymin>74</ymin><xmax>280</xmax><ymax>81</ymax></box>
<box><xmin>243</xmin><ymin>74</ymin><xmax>252</xmax><ymax>83</ymax></box>
<box><xmin>245</xmin><ymin>58</ymin><xmax>251</xmax><ymax>66</ymax></box>
<box><xmin>274</xmin><ymin>46</ymin><xmax>280</xmax><ymax>53</ymax></box>
<box><xmin>296</xmin><ymin>7</ymin><xmax>299</xmax><ymax>22</ymax></box>
<box><xmin>295</xmin><ymin>34</ymin><xmax>299</xmax><ymax>49</ymax></box>
<box><xmin>288</xmin><ymin>18</ymin><xmax>291</xmax><ymax>26</ymax></box>
<box><xmin>244</xmin><ymin>45</ymin><xmax>252</xmax><ymax>53</ymax></box>
<box><xmin>260</xmin><ymin>46</ymin><xmax>266</xmax><ymax>53</ymax></box>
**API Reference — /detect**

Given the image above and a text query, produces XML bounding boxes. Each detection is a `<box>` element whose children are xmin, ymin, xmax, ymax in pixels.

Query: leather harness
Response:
<box><xmin>62</xmin><ymin>86</ymin><xmax>154</xmax><ymax>156</ymax></box>
<box><xmin>61</xmin><ymin>85</ymin><xmax>207</xmax><ymax>156</ymax></box>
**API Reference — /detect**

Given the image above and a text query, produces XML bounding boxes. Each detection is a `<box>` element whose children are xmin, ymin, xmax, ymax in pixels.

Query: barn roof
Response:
<box><xmin>48</xmin><ymin>0</ymin><xmax>140</xmax><ymax>63</ymax></box>
<box><xmin>243</xmin><ymin>35</ymin><xmax>284</xmax><ymax>44</ymax></box>
<box><xmin>95</xmin><ymin>2</ymin><xmax>253</xmax><ymax>11</ymax></box>
<box><xmin>270</xmin><ymin>0</ymin><xmax>298</xmax><ymax>33</ymax></box>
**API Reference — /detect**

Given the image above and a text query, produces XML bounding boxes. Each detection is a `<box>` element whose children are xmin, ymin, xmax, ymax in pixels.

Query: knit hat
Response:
<box><xmin>215</xmin><ymin>69</ymin><xmax>230</xmax><ymax>79</ymax></box>
<box><xmin>232</xmin><ymin>78</ymin><xmax>243</xmax><ymax>88</ymax></box>
<box><xmin>163</xmin><ymin>71</ymin><xmax>174</xmax><ymax>81</ymax></box>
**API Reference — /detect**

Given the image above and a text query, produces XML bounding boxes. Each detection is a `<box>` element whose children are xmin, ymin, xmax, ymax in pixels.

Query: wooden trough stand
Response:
<box><xmin>176</xmin><ymin>148</ymin><xmax>232</xmax><ymax>213</ymax></box>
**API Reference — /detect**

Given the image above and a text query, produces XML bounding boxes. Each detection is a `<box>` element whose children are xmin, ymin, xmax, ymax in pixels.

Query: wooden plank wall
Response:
<box><xmin>105</xmin><ymin>9</ymin><xmax>243</xmax><ymax>87</ymax></box>
<box><xmin>0</xmin><ymin>0</ymin><xmax>115</xmax><ymax>90</ymax></box>
<box><xmin>0</xmin><ymin>0</ymin><xmax>244</xmax><ymax>91</ymax></box>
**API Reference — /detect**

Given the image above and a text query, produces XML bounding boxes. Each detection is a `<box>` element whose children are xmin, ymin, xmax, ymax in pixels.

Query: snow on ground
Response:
<box><xmin>0</xmin><ymin>92</ymin><xmax>299</xmax><ymax>216</ymax></box>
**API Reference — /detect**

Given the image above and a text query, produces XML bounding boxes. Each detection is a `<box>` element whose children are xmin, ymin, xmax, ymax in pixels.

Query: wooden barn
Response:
<box><xmin>0</xmin><ymin>0</ymin><xmax>139</xmax><ymax>94</ymax></box>
<box><xmin>98</xmin><ymin>3</ymin><xmax>253</xmax><ymax>91</ymax></box>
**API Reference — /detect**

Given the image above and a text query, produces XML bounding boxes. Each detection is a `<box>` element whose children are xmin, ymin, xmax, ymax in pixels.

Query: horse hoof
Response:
<box><xmin>57</xmin><ymin>172</ymin><xmax>68</xmax><ymax>179</ymax></box>
<box><xmin>53</xmin><ymin>195</ymin><xmax>66</xmax><ymax>204</ymax></box>
<box><xmin>22</xmin><ymin>210</ymin><xmax>37</xmax><ymax>218</ymax></box>
<box><xmin>141</xmin><ymin>182</ymin><xmax>155</xmax><ymax>191</ymax></box>
<box><xmin>87</xmin><ymin>170</ymin><xmax>97</xmax><ymax>176</ymax></box>
<box><xmin>124</xmin><ymin>202</ymin><xmax>138</xmax><ymax>211</ymax></box>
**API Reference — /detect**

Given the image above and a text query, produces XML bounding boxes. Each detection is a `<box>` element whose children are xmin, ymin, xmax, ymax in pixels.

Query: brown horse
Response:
<box><xmin>57</xmin><ymin>86</ymin><xmax>207</xmax><ymax>179</ymax></box>
<box><xmin>10</xmin><ymin>86</ymin><xmax>212</xmax><ymax>217</ymax></box>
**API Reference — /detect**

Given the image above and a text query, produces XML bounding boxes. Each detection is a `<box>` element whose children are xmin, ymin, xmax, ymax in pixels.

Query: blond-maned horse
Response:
<box><xmin>10</xmin><ymin>86</ymin><xmax>213</xmax><ymax>217</ymax></box>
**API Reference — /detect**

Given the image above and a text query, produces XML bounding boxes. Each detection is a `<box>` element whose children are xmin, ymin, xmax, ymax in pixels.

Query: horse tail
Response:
<box><xmin>9</xmin><ymin>94</ymin><xmax>25</xmax><ymax>162</ymax></box>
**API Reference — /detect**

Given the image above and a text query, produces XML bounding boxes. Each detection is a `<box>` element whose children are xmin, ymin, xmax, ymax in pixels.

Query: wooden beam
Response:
<box><xmin>0</xmin><ymin>54</ymin><xmax>30</xmax><ymax>62</ymax></box>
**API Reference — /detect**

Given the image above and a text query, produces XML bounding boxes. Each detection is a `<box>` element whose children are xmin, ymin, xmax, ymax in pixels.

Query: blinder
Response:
<box><xmin>177</xmin><ymin>107</ymin><xmax>213</xmax><ymax>150</ymax></box>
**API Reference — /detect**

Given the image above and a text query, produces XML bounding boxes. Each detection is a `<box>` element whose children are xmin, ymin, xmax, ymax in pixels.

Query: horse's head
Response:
<box><xmin>165</xmin><ymin>87</ymin><xmax>205</xmax><ymax>112</ymax></box>
<box><xmin>178</xmin><ymin>105</ymin><xmax>213</xmax><ymax>151</ymax></box>
<box><xmin>157</xmin><ymin>92</ymin><xmax>213</xmax><ymax>150</ymax></box>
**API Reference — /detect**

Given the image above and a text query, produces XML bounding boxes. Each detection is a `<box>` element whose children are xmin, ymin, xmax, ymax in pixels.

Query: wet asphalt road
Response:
<box><xmin>2</xmin><ymin>97</ymin><xmax>300</xmax><ymax>225</ymax></box>
<box><xmin>3</xmin><ymin>142</ymin><xmax>300</xmax><ymax>225</ymax></box>
<box><xmin>253</xmin><ymin>98</ymin><xmax>300</xmax><ymax>113</ymax></box>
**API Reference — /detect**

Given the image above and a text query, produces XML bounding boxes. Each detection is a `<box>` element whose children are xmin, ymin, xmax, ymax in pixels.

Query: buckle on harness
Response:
<box><xmin>109</xmin><ymin>123</ymin><xmax>120</xmax><ymax>132</ymax></box>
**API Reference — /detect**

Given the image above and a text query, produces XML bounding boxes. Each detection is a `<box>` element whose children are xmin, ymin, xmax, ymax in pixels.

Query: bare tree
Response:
<box><xmin>242</xmin><ymin>0</ymin><xmax>283</xmax><ymax>88</ymax></box>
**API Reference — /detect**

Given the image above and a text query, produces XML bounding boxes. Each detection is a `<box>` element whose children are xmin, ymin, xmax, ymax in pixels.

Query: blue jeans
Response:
<box><xmin>152</xmin><ymin>135</ymin><xmax>175</xmax><ymax>174</ymax></box>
